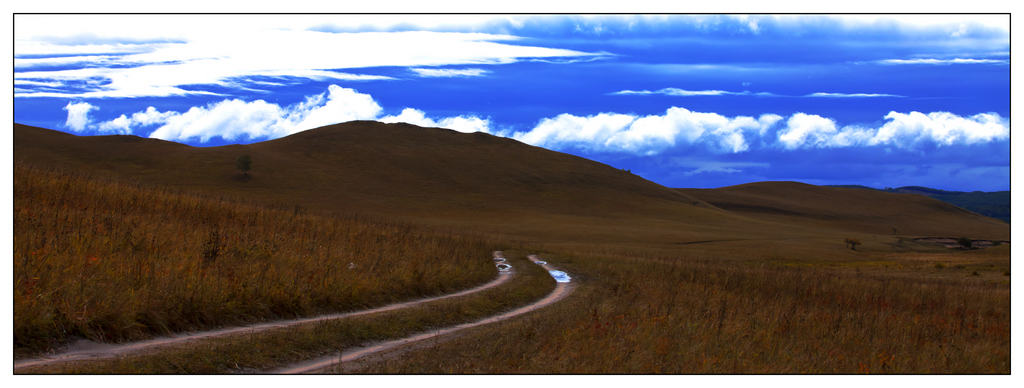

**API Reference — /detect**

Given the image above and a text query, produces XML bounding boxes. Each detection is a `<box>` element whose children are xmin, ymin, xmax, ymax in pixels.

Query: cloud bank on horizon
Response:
<box><xmin>63</xmin><ymin>84</ymin><xmax>1009</xmax><ymax>154</ymax></box>
<box><xmin>15</xmin><ymin>14</ymin><xmax>1010</xmax><ymax>191</ymax></box>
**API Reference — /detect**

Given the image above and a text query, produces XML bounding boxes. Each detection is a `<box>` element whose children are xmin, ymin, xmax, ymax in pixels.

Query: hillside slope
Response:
<box><xmin>679</xmin><ymin>181</ymin><xmax>1009</xmax><ymax>240</ymax></box>
<box><xmin>16</xmin><ymin>122</ymin><xmax>1008</xmax><ymax>244</ymax></box>
<box><xmin>828</xmin><ymin>185</ymin><xmax>1010</xmax><ymax>223</ymax></box>
<box><xmin>15</xmin><ymin>122</ymin><xmax>750</xmax><ymax>244</ymax></box>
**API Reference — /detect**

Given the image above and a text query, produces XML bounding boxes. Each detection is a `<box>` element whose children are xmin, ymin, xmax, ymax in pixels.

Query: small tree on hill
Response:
<box><xmin>236</xmin><ymin>154</ymin><xmax>252</xmax><ymax>176</ymax></box>
<box><xmin>844</xmin><ymin>238</ymin><xmax>862</xmax><ymax>251</ymax></box>
<box><xmin>957</xmin><ymin>237</ymin><xmax>973</xmax><ymax>249</ymax></box>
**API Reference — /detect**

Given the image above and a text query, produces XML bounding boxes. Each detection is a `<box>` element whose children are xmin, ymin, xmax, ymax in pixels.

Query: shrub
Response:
<box><xmin>844</xmin><ymin>238</ymin><xmax>862</xmax><ymax>250</ymax></box>
<box><xmin>236</xmin><ymin>154</ymin><xmax>252</xmax><ymax>176</ymax></box>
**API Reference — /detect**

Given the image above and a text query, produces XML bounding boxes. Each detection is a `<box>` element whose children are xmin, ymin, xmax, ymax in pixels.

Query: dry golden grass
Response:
<box><xmin>680</xmin><ymin>182</ymin><xmax>1008</xmax><ymax>240</ymax></box>
<box><xmin>16</xmin><ymin>251</ymin><xmax>554</xmax><ymax>374</ymax></box>
<box><xmin>350</xmin><ymin>245</ymin><xmax>1009</xmax><ymax>374</ymax></box>
<box><xmin>14</xmin><ymin>163</ymin><xmax>502</xmax><ymax>357</ymax></box>
<box><xmin>14</xmin><ymin>121</ymin><xmax>1010</xmax><ymax>374</ymax></box>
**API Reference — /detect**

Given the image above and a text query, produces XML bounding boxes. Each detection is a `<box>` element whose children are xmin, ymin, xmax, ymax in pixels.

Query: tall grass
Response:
<box><xmin>14</xmin><ymin>163</ymin><xmax>501</xmax><ymax>356</ymax></box>
<box><xmin>16</xmin><ymin>251</ymin><xmax>555</xmax><ymax>374</ymax></box>
<box><xmin>355</xmin><ymin>248</ymin><xmax>1010</xmax><ymax>374</ymax></box>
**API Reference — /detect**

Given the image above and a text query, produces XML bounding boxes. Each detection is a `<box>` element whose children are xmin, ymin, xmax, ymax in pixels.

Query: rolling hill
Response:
<box><xmin>15</xmin><ymin>122</ymin><xmax>1010</xmax><ymax>244</ymax></box>
<box><xmin>14</xmin><ymin>122</ymin><xmax>753</xmax><ymax>245</ymax></box>
<box><xmin>14</xmin><ymin>121</ymin><xmax>1010</xmax><ymax>374</ymax></box>
<box><xmin>827</xmin><ymin>185</ymin><xmax>1010</xmax><ymax>223</ymax></box>
<box><xmin>678</xmin><ymin>181</ymin><xmax>1009</xmax><ymax>240</ymax></box>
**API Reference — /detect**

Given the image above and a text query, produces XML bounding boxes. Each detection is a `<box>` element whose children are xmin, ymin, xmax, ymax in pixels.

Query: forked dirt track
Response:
<box><xmin>275</xmin><ymin>254</ymin><xmax>573</xmax><ymax>374</ymax></box>
<box><xmin>13</xmin><ymin>251</ymin><xmax>517</xmax><ymax>371</ymax></box>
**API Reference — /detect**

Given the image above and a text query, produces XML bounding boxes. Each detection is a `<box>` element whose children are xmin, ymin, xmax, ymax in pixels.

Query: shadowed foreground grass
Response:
<box><xmin>16</xmin><ymin>251</ymin><xmax>553</xmax><ymax>374</ymax></box>
<box><xmin>14</xmin><ymin>151</ymin><xmax>1010</xmax><ymax>374</ymax></box>
<box><xmin>14</xmin><ymin>163</ymin><xmax>503</xmax><ymax>357</ymax></box>
<box><xmin>347</xmin><ymin>248</ymin><xmax>1009</xmax><ymax>374</ymax></box>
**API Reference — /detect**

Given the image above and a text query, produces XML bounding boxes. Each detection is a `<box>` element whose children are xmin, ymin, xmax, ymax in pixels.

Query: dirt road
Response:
<box><xmin>14</xmin><ymin>252</ymin><xmax>514</xmax><ymax>371</ymax></box>
<box><xmin>275</xmin><ymin>254</ymin><xmax>573</xmax><ymax>374</ymax></box>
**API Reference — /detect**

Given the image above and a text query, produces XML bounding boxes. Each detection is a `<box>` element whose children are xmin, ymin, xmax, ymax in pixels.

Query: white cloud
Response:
<box><xmin>515</xmin><ymin>108</ymin><xmax>1007</xmax><ymax>155</ymax></box>
<box><xmin>285</xmin><ymin>85</ymin><xmax>384</xmax><ymax>132</ymax></box>
<box><xmin>15</xmin><ymin>55</ymin><xmax>121</xmax><ymax>69</ymax></box>
<box><xmin>831</xmin><ymin>15</ymin><xmax>1008</xmax><ymax>35</ymax></box>
<box><xmin>147</xmin><ymin>100</ymin><xmax>286</xmax><ymax>143</ymax></box>
<box><xmin>62</xmin><ymin>101</ymin><xmax>96</xmax><ymax>132</ymax></box>
<box><xmin>611</xmin><ymin>88</ymin><xmax>777</xmax><ymax>97</ymax></box>
<box><xmin>871</xmin><ymin>111</ymin><xmax>1009</xmax><ymax>147</ymax></box>
<box><xmin>681</xmin><ymin>166</ymin><xmax>742</xmax><ymax>177</ymax></box>
<box><xmin>875</xmin><ymin>58</ymin><xmax>1007</xmax><ymax>65</ymax></box>
<box><xmin>95</xmin><ymin>106</ymin><xmax>181</xmax><ymax>135</ymax></box>
<box><xmin>775</xmin><ymin>111</ymin><xmax>1009</xmax><ymax>150</ymax></box>
<box><xmin>516</xmin><ymin>113</ymin><xmax>637</xmax><ymax>152</ymax></box>
<box><xmin>145</xmin><ymin>85</ymin><xmax>383</xmax><ymax>142</ymax></box>
<box><xmin>77</xmin><ymin>85</ymin><xmax>490</xmax><ymax>142</ymax></box>
<box><xmin>16</xmin><ymin>18</ymin><xmax>602</xmax><ymax>98</ymax></box>
<box><xmin>411</xmin><ymin>68</ymin><xmax>489</xmax><ymax>77</ymax></box>
<box><xmin>805</xmin><ymin>92</ymin><xmax>903</xmax><ymax>98</ymax></box>
<box><xmin>380</xmin><ymin>108</ymin><xmax>491</xmax><ymax>133</ymax></box>
<box><xmin>777</xmin><ymin>113</ymin><xmax>837</xmax><ymax>150</ymax></box>
<box><xmin>95</xmin><ymin>115</ymin><xmax>132</xmax><ymax>134</ymax></box>
<box><xmin>756</xmin><ymin>114</ymin><xmax>784</xmax><ymax>136</ymax></box>
<box><xmin>68</xmin><ymin>84</ymin><xmax>1010</xmax><ymax>154</ymax></box>
<box><xmin>513</xmin><ymin>108</ymin><xmax>780</xmax><ymax>155</ymax></box>
<box><xmin>617</xmin><ymin>88</ymin><xmax>905</xmax><ymax>99</ymax></box>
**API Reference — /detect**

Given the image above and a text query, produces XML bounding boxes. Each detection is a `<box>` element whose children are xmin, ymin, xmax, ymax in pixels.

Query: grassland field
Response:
<box><xmin>12</xmin><ymin>122</ymin><xmax>1010</xmax><ymax>374</ymax></box>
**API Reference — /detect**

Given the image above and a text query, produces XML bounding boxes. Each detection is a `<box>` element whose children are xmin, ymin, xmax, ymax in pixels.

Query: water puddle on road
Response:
<box><xmin>548</xmin><ymin>270</ymin><xmax>571</xmax><ymax>283</ymax></box>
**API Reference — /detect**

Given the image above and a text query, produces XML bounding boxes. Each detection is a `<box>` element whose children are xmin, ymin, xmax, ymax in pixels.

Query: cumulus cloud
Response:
<box><xmin>513</xmin><ymin>108</ymin><xmax>781</xmax><ymax>155</ymax></box>
<box><xmin>63</xmin><ymin>101</ymin><xmax>96</xmax><ymax>132</ymax></box>
<box><xmin>774</xmin><ymin>111</ymin><xmax>1008</xmax><ymax>150</ymax></box>
<box><xmin>513</xmin><ymin>108</ymin><xmax>1008</xmax><ymax>155</ymax></box>
<box><xmin>871</xmin><ymin>111</ymin><xmax>1009</xmax><ymax>147</ymax></box>
<box><xmin>380</xmin><ymin>108</ymin><xmax>491</xmax><ymax>133</ymax></box>
<box><xmin>145</xmin><ymin>85</ymin><xmax>384</xmax><ymax>142</ymax></box>
<box><xmin>77</xmin><ymin>85</ymin><xmax>491</xmax><ymax>143</ymax></box>
<box><xmin>69</xmin><ymin>84</ymin><xmax>1010</xmax><ymax>154</ymax></box>
<box><xmin>95</xmin><ymin>106</ymin><xmax>180</xmax><ymax>134</ymax></box>
<box><xmin>410</xmin><ymin>68</ymin><xmax>489</xmax><ymax>77</ymax></box>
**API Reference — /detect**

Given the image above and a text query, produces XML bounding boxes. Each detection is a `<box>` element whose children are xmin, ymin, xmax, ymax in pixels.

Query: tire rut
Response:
<box><xmin>275</xmin><ymin>253</ymin><xmax>573</xmax><ymax>374</ymax></box>
<box><xmin>14</xmin><ymin>252</ymin><xmax>513</xmax><ymax>371</ymax></box>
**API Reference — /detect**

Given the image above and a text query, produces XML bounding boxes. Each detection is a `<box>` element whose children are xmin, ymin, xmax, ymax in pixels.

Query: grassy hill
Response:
<box><xmin>14</xmin><ymin>122</ymin><xmax>771</xmax><ymax>247</ymax></box>
<box><xmin>678</xmin><ymin>181</ymin><xmax>1008</xmax><ymax>241</ymax></box>
<box><xmin>827</xmin><ymin>185</ymin><xmax>1010</xmax><ymax>223</ymax></box>
<box><xmin>16</xmin><ymin>122</ymin><xmax>1010</xmax><ymax>245</ymax></box>
<box><xmin>13</xmin><ymin>121</ymin><xmax>1010</xmax><ymax>373</ymax></box>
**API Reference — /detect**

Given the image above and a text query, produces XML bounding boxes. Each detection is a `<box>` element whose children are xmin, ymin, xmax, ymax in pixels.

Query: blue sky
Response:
<box><xmin>13</xmin><ymin>14</ymin><xmax>1011</xmax><ymax>191</ymax></box>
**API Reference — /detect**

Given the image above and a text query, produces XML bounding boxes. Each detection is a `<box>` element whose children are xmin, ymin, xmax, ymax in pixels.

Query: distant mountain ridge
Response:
<box><xmin>826</xmin><ymin>185</ymin><xmax>1009</xmax><ymax>223</ymax></box>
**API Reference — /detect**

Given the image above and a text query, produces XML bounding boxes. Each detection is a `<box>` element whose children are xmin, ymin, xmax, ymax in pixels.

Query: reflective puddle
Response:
<box><xmin>548</xmin><ymin>270</ymin><xmax>571</xmax><ymax>283</ymax></box>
